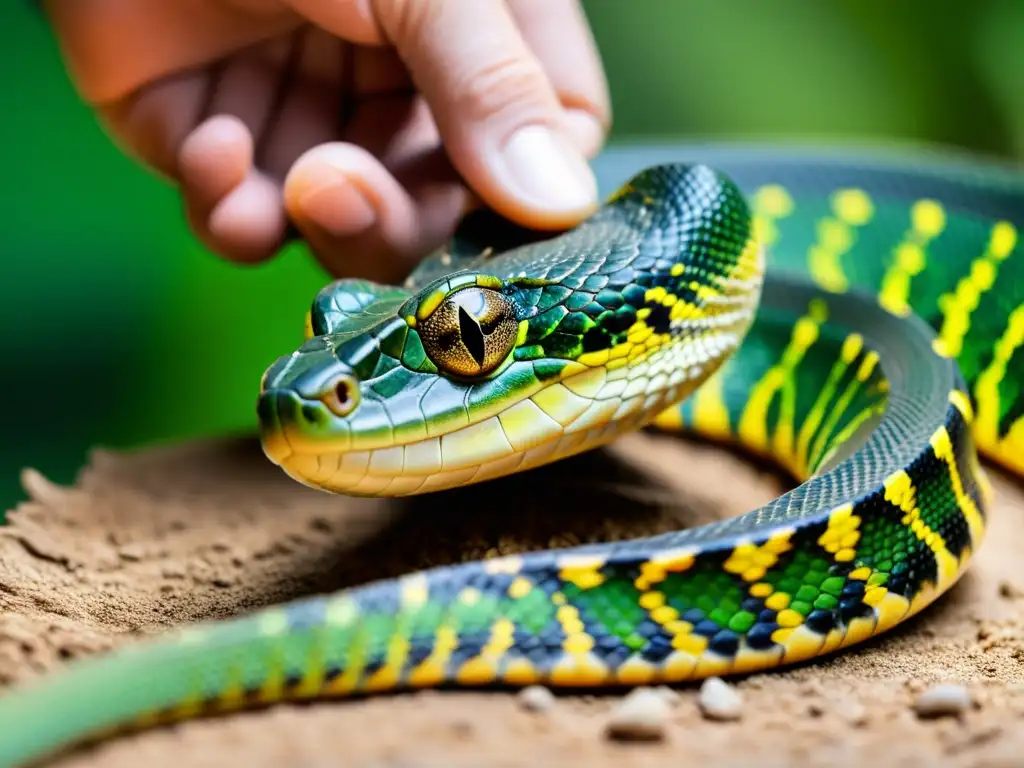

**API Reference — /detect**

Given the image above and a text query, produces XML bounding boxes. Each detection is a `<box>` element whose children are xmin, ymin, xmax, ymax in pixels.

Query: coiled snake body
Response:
<box><xmin>1</xmin><ymin>145</ymin><xmax>1022</xmax><ymax>766</ymax></box>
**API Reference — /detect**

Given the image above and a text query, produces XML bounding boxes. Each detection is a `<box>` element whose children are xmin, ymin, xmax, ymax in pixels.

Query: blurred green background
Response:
<box><xmin>2</xmin><ymin>0</ymin><xmax>1022</xmax><ymax>517</ymax></box>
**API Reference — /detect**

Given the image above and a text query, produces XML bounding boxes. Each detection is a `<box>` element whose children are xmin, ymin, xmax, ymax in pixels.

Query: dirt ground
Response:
<box><xmin>2</xmin><ymin>430</ymin><xmax>1024</xmax><ymax>768</ymax></box>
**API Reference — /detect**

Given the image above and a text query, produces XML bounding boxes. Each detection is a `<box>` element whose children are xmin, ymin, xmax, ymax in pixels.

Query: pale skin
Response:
<box><xmin>41</xmin><ymin>0</ymin><xmax>611</xmax><ymax>284</ymax></box>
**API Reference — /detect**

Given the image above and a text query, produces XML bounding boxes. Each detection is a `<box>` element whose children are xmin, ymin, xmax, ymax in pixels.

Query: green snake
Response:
<box><xmin>2</xmin><ymin>144</ymin><xmax>1022</xmax><ymax>766</ymax></box>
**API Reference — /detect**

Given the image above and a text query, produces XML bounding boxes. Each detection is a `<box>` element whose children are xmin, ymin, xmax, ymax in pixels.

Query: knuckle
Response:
<box><xmin>374</xmin><ymin>0</ymin><xmax>431</xmax><ymax>46</ymax></box>
<box><xmin>451</xmin><ymin>55</ymin><xmax>554</xmax><ymax>124</ymax></box>
<box><xmin>562</xmin><ymin>90</ymin><xmax>612</xmax><ymax>128</ymax></box>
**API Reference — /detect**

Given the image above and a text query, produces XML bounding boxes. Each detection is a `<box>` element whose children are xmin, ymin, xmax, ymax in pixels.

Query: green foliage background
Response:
<box><xmin>1</xmin><ymin>0</ymin><xmax>1021</xmax><ymax>516</ymax></box>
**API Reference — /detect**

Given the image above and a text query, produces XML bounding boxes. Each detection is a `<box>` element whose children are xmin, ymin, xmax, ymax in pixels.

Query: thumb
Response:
<box><xmin>283</xmin><ymin>0</ymin><xmax>600</xmax><ymax>230</ymax></box>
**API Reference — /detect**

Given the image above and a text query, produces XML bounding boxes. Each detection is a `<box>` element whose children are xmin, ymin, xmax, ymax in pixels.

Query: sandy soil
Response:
<box><xmin>2</xmin><ymin>431</ymin><xmax>1024</xmax><ymax>768</ymax></box>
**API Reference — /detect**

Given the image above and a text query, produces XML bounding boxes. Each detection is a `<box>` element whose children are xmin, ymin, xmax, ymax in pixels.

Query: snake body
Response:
<box><xmin>1</xmin><ymin>145</ymin><xmax>1023</xmax><ymax>766</ymax></box>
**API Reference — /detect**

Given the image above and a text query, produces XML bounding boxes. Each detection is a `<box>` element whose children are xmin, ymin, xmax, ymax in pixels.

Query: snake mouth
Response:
<box><xmin>256</xmin><ymin>333</ymin><xmax>747</xmax><ymax>497</ymax></box>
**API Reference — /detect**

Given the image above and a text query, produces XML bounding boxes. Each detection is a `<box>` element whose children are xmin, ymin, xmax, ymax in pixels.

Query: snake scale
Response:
<box><xmin>1</xmin><ymin>144</ymin><xmax>1023</xmax><ymax>766</ymax></box>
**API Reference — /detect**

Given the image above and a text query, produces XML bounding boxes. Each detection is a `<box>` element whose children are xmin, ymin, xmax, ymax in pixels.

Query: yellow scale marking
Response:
<box><xmin>548</xmin><ymin>597</ymin><xmax>607</xmax><ymax>686</ymax></box>
<box><xmin>737</xmin><ymin>298</ymin><xmax>827</xmax><ymax>460</ymax></box>
<box><xmin>973</xmin><ymin>289</ymin><xmax>1024</xmax><ymax>473</ymax></box>
<box><xmin>750</xmin><ymin>183</ymin><xmax>795</xmax><ymax>250</ymax></box>
<box><xmin>723</xmin><ymin>530</ymin><xmax>795</xmax><ymax>582</ymax></box>
<box><xmin>877</xmin><ymin>199</ymin><xmax>947</xmax><ymax>317</ymax></box>
<box><xmin>448</xmin><ymin>586</ymin><xmax>510</xmax><ymax>685</ymax></box>
<box><xmin>806</xmin><ymin>349</ymin><xmax>880</xmax><ymax>474</ymax></box>
<box><xmin>808</xmin><ymin>188</ymin><xmax>875</xmax><ymax>293</ymax></box>
<box><xmin>935</xmin><ymin>220</ymin><xmax>1017</xmax><ymax>357</ymax></box>
<box><xmin>792</xmin><ymin>332</ymin><xmax>864</xmax><ymax>478</ymax></box>
<box><xmin>816</xmin><ymin>504</ymin><xmax>861</xmax><ymax>563</ymax></box>
<box><xmin>558</xmin><ymin>553</ymin><xmax>608</xmax><ymax>590</ymax></box>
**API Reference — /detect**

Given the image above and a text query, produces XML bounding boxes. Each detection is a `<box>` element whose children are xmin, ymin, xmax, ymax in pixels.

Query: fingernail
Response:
<box><xmin>498</xmin><ymin>125</ymin><xmax>598</xmax><ymax>214</ymax></box>
<box><xmin>298</xmin><ymin>176</ymin><xmax>376</xmax><ymax>239</ymax></box>
<box><xmin>563</xmin><ymin>109</ymin><xmax>607</xmax><ymax>159</ymax></box>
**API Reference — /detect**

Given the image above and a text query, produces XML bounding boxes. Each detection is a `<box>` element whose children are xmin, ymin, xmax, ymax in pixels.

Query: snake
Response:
<box><xmin>1</xmin><ymin>144</ymin><xmax>1022</xmax><ymax>766</ymax></box>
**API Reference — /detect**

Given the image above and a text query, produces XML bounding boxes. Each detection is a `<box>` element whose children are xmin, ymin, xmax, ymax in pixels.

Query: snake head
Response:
<box><xmin>258</xmin><ymin>163</ymin><xmax>764</xmax><ymax>497</ymax></box>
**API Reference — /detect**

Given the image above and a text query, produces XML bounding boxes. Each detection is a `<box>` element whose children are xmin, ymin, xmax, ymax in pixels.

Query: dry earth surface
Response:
<box><xmin>2</xmin><ymin>431</ymin><xmax>1024</xmax><ymax>767</ymax></box>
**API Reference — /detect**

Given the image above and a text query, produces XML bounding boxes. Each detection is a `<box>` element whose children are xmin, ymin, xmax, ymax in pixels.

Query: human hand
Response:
<box><xmin>43</xmin><ymin>0</ymin><xmax>610</xmax><ymax>284</ymax></box>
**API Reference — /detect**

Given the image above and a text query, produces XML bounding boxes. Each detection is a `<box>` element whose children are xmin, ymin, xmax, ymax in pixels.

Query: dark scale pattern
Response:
<box><xmin>847</xmin><ymin>492</ymin><xmax>938</xmax><ymax>598</ymax></box>
<box><xmin>907</xmin><ymin>456</ymin><xmax>972</xmax><ymax>561</ymax></box>
<box><xmin>481</xmin><ymin>164</ymin><xmax>756</xmax><ymax>361</ymax></box>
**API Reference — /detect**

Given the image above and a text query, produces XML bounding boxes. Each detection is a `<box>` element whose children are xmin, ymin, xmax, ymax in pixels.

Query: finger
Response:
<box><xmin>342</xmin><ymin>95</ymin><xmax>467</xmax><ymax>258</ymax></box>
<box><xmin>506</xmin><ymin>0</ymin><xmax>611</xmax><ymax>158</ymax></box>
<box><xmin>205</xmin><ymin>35</ymin><xmax>296</xmax><ymax>161</ymax></box>
<box><xmin>41</xmin><ymin>0</ymin><xmax>302</xmax><ymax>105</ymax></box>
<box><xmin>259</xmin><ymin>27</ymin><xmax>346</xmax><ymax>180</ymax></box>
<box><xmin>286</xmin><ymin>0</ymin><xmax>599</xmax><ymax>230</ymax></box>
<box><xmin>179</xmin><ymin>115</ymin><xmax>289</xmax><ymax>263</ymax></box>
<box><xmin>284</xmin><ymin>141</ymin><xmax>454</xmax><ymax>284</ymax></box>
<box><xmin>97</xmin><ymin>68</ymin><xmax>208</xmax><ymax>180</ymax></box>
<box><xmin>203</xmin><ymin>169</ymin><xmax>290</xmax><ymax>263</ymax></box>
<box><xmin>179</xmin><ymin>115</ymin><xmax>252</xmax><ymax>215</ymax></box>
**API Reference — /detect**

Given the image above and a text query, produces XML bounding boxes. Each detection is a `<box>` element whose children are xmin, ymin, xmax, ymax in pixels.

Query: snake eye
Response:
<box><xmin>419</xmin><ymin>286</ymin><xmax>519</xmax><ymax>378</ymax></box>
<box><xmin>321</xmin><ymin>374</ymin><xmax>360</xmax><ymax>417</ymax></box>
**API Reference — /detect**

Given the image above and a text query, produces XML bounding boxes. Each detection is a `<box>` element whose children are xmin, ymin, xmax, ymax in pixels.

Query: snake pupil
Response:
<box><xmin>458</xmin><ymin>305</ymin><xmax>486</xmax><ymax>366</ymax></box>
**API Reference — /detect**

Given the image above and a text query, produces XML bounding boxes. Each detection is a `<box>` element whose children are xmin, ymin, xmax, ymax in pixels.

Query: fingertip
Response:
<box><xmin>280</xmin><ymin>0</ymin><xmax>384</xmax><ymax>45</ymax></box>
<box><xmin>283</xmin><ymin>143</ymin><xmax>426</xmax><ymax>280</ymax></box>
<box><xmin>563</xmin><ymin>107</ymin><xmax>607</xmax><ymax>160</ymax></box>
<box><xmin>490</xmin><ymin>123</ymin><xmax>599</xmax><ymax>229</ymax></box>
<box><xmin>284</xmin><ymin>145</ymin><xmax>379</xmax><ymax>241</ymax></box>
<box><xmin>178</xmin><ymin>115</ymin><xmax>254</xmax><ymax>210</ymax></box>
<box><xmin>203</xmin><ymin>170</ymin><xmax>289</xmax><ymax>264</ymax></box>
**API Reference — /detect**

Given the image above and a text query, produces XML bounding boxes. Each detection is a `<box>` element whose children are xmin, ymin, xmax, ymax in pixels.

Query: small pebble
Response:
<box><xmin>655</xmin><ymin>685</ymin><xmax>682</xmax><ymax>706</ymax></box>
<box><xmin>518</xmin><ymin>685</ymin><xmax>556</xmax><ymax>713</ymax></box>
<box><xmin>604</xmin><ymin>687</ymin><xmax>671</xmax><ymax>741</ymax></box>
<box><xmin>118</xmin><ymin>543</ymin><xmax>146</xmax><ymax>562</ymax></box>
<box><xmin>699</xmin><ymin>677</ymin><xmax>743</xmax><ymax>721</ymax></box>
<box><xmin>807</xmin><ymin>700</ymin><xmax>826</xmax><ymax>718</ymax></box>
<box><xmin>913</xmin><ymin>683</ymin><xmax>973</xmax><ymax>719</ymax></box>
<box><xmin>843</xmin><ymin>702</ymin><xmax>869</xmax><ymax>727</ymax></box>
<box><xmin>999</xmin><ymin>580</ymin><xmax>1024</xmax><ymax>599</ymax></box>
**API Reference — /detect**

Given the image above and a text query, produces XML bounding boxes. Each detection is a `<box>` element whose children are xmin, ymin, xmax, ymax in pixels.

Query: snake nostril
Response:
<box><xmin>321</xmin><ymin>374</ymin><xmax>360</xmax><ymax>417</ymax></box>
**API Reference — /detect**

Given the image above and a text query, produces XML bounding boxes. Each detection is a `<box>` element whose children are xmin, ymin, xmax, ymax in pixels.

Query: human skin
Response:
<box><xmin>41</xmin><ymin>0</ymin><xmax>612</xmax><ymax>284</ymax></box>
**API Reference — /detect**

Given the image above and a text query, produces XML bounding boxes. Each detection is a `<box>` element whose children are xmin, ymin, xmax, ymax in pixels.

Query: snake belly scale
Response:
<box><xmin>1</xmin><ymin>148</ymin><xmax>1022</xmax><ymax>766</ymax></box>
